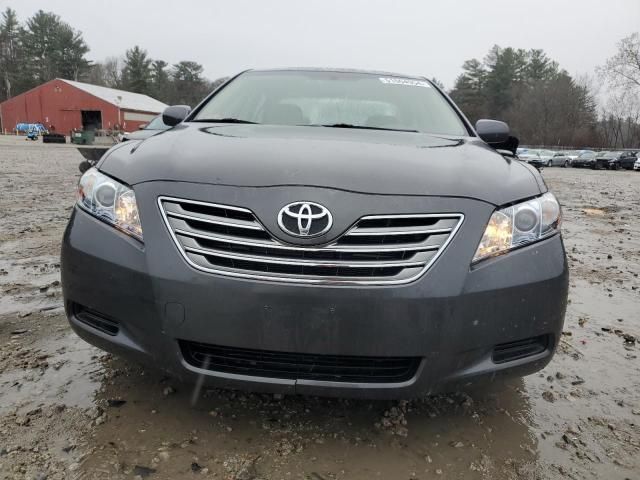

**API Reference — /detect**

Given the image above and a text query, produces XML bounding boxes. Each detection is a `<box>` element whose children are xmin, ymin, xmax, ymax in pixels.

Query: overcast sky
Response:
<box><xmin>4</xmin><ymin>0</ymin><xmax>639</xmax><ymax>89</ymax></box>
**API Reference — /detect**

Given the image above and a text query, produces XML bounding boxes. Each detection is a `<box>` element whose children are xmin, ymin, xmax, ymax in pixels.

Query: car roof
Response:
<box><xmin>247</xmin><ymin>67</ymin><xmax>428</xmax><ymax>81</ymax></box>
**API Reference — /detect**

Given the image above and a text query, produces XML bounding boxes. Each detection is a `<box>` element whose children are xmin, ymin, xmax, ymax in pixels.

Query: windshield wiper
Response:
<box><xmin>308</xmin><ymin>123</ymin><xmax>418</xmax><ymax>133</ymax></box>
<box><xmin>191</xmin><ymin>118</ymin><xmax>259</xmax><ymax>124</ymax></box>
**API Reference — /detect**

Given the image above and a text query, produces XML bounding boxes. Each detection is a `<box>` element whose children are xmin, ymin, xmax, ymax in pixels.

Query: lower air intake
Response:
<box><xmin>179</xmin><ymin>341</ymin><xmax>420</xmax><ymax>383</ymax></box>
<box><xmin>72</xmin><ymin>303</ymin><xmax>119</xmax><ymax>336</ymax></box>
<box><xmin>492</xmin><ymin>335</ymin><xmax>550</xmax><ymax>364</ymax></box>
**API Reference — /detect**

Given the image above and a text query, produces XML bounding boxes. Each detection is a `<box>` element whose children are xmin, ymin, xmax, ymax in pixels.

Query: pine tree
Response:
<box><xmin>170</xmin><ymin>61</ymin><xmax>209</xmax><ymax>105</ymax></box>
<box><xmin>0</xmin><ymin>8</ymin><xmax>23</xmax><ymax>101</ymax></box>
<box><xmin>21</xmin><ymin>10</ymin><xmax>90</xmax><ymax>85</ymax></box>
<box><xmin>150</xmin><ymin>59</ymin><xmax>170</xmax><ymax>101</ymax></box>
<box><xmin>121</xmin><ymin>46</ymin><xmax>152</xmax><ymax>93</ymax></box>
<box><xmin>449</xmin><ymin>59</ymin><xmax>487</xmax><ymax>122</ymax></box>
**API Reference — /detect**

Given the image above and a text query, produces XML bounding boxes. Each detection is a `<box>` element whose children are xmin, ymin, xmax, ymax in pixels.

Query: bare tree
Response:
<box><xmin>599</xmin><ymin>89</ymin><xmax>640</xmax><ymax>148</ymax></box>
<box><xmin>102</xmin><ymin>56</ymin><xmax>123</xmax><ymax>88</ymax></box>
<box><xmin>599</xmin><ymin>33</ymin><xmax>640</xmax><ymax>90</ymax></box>
<box><xmin>83</xmin><ymin>56</ymin><xmax>122</xmax><ymax>88</ymax></box>
<box><xmin>597</xmin><ymin>32</ymin><xmax>640</xmax><ymax>148</ymax></box>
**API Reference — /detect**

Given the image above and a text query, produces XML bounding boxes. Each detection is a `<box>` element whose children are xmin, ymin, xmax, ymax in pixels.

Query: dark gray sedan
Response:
<box><xmin>61</xmin><ymin>68</ymin><xmax>568</xmax><ymax>398</ymax></box>
<box><xmin>572</xmin><ymin>151</ymin><xmax>597</xmax><ymax>168</ymax></box>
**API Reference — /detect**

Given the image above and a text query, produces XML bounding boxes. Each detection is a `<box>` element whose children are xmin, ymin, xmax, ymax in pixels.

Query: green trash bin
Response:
<box><xmin>71</xmin><ymin>130</ymin><xmax>95</xmax><ymax>145</ymax></box>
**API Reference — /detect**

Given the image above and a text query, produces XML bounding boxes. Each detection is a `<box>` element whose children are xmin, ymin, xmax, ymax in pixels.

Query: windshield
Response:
<box><xmin>144</xmin><ymin>116</ymin><xmax>170</xmax><ymax>130</ymax></box>
<box><xmin>578</xmin><ymin>152</ymin><xmax>594</xmax><ymax>158</ymax></box>
<box><xmin>192</xmin><ymin>70</ymin><xmax>468</xmax><ymax>136</ymax></box>
<box><xmin>602</xmin><ymin>151</ymin><xmax>620</xmax><ymax>158</ymax></box>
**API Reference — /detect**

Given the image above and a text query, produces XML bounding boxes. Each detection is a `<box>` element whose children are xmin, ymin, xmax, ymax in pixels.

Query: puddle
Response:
<box><xmin>0</xmin><ymin>250</ymin><xmax>62</xmax><ymax>315</ymax></box>
<box><xmin>80</xmin><ymin>363</ymin><xmax>540</xmax><ymax>479</ymax></box>
<box><xmin>582</xmin><ymin>207</ymin><xmax>606</xmax><ymax>216</ymax></box>
<box><xmin>0</xmin><ymin>331</ymin><xmax>103</xmax><ymax>416</ymax></box>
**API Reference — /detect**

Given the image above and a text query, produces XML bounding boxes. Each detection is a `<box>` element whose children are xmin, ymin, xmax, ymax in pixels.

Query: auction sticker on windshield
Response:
<box><xmin>379</xmin><ymin>77</ymin><xmax>431</xmax><ymax>87</ymax></box>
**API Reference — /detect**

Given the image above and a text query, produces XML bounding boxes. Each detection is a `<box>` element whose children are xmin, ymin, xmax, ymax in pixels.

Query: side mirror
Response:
<box><xmin>162</xmin><ymin>105</ymin><xmax>191</xmax><ymax>127</ymax></box>
<box><xmin>78</xmin><ymin>160</ymin><xmax>92</xmax><ymax>173</ymax></box>
<box><xmin>475</xmin><ymin>119</ymin><xmax>510</xmax><ymax>144</ymax></box>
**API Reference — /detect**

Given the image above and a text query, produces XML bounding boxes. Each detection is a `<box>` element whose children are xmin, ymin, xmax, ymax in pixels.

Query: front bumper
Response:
<box><xmin>61</xmin><ymin>184</ymin><xmax>568</xmax><ymax>399</ymax></box>
<box><xmin>594</xmin><ymin>159</ymin><xmax>617</xmax><ymax>169</ymax></box>
<box><xmin>571</xmin><ymin>160</ymin><xmax>594</xmax><ymax>168</ymax></box>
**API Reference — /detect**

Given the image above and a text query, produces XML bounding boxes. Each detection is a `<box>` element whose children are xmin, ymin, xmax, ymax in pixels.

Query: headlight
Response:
<box><xmin>472</xmin><ymin>192</ymin><xmax>560</xmax><ymax>263</ymax></box>
<box><xmin>76</xmin><ymin>168</ymin><xmax>143</xmax><ymax>241</ymax></box>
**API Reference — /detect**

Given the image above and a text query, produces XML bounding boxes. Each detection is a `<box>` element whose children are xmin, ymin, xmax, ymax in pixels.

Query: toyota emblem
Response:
<box><xmin>277</xmin><ymin>202</ymin><xmax>333</xmax><ymax>237</ymax></box>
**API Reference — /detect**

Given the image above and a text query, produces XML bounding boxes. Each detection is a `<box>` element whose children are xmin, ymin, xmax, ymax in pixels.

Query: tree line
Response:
<box><xmin>449</xmin><ymin>40</ymin><xmax>640</xmax><ymax>149</ymax></box>
<box><xmin>0</xmin><ymin>8</ymin><xmax>225</xmax><ymax>107</ymax></box>
<box><xmin>84</xmin><ymin>46</ymin><xmax>227</xmax><ymax>107</ymax></box>
<box><xmin>449</xmin><ymin>47</ymin><xmax>599</xmax><ymax>146</ymax></box>
<box><xmin>1</xmin><ymin>7</ymin><xmax>638</xmax><ymax>148</ymax></box>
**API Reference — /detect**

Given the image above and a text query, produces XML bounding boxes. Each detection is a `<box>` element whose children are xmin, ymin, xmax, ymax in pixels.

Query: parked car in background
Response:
<box><xmin>537</xmin><ymin>149</ymin><xmax>556</xmax><ymax>167</ymax></box>
<box><xmin>121</xmin><ymin>115</ymin><xmax>171</xmax><ymax>141</ymax></box>
<box><xmin>595</xmin><ymin>151</ymin><xmax>626</xmax><ymax>170</ymax></box>
<box><xmin>550</xmin><ymin>151</ymin><xmax>570</xmax><ymax>167</ymax></box>
<box><xmin>571</xmin><ymin>151</ymin><xmax>597</xmax><ymax>168</ymax></box>
<box><xmin>517</xmin><ymin>149</ymin><xmax>545</xmax><ymax>168</ymax></box>
<box><xmin>619</xmin><ymin>151</ymin><xmax>638</xmax><ymax>170</ymax></box>
<box><xmin>563</xmin><ymin>150</ymin><xmax>583</xmax><ymax>163</ymax></box>
<box><xmin>634</xmin><ymin>157</ymin><xmax>640</xmax><ymax>171</ymax></box>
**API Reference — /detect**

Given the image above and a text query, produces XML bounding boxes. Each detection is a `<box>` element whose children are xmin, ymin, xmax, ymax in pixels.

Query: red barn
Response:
<box><xmin>0</xmin><ymin>78</ymin><xmax>167</xmax><ymax>134</ymax></box>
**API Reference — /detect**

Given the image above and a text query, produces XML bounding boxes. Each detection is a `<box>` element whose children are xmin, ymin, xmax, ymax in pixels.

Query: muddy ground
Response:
<box><xmin>0</xmin><ymin>135</ymin><xmax>639</xmax><ymax>480</ymax></box>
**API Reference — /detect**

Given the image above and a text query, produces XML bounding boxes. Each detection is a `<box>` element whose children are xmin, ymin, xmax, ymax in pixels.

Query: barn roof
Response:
<box><xmin>60</xmin><ymin>79</ymin><xmax>168</xmax><ymax>113</ymax></box>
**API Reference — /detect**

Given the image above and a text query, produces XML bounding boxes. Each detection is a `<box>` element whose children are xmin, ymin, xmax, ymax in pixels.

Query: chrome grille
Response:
<box><xmin>159</xmin><ymin>196</ymin><xmax>463</xmax><ymax>286</ymax></box>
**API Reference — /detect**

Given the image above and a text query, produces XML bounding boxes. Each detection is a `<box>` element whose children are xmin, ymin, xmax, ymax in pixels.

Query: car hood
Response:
<box><xmin>99</xmin><ymin>123</ymin><xmax>544</xmax><ymax>206</ymax></box>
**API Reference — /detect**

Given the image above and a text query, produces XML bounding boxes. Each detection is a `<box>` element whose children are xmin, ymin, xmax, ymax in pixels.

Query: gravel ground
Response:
<box><xmin>1</xmin><ymin>135</ymin><xmax>639</xmax><ymax>480</ymax></box>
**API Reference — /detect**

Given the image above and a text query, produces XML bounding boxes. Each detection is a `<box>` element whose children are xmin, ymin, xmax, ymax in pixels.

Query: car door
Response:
<box><xmin>621</xmin><ymin>153</ymin><xmax>637</xmax><ymax>169</ymax></box>
<box><xmin>553</xmin><ymin>153</ymin><xmax>564</xmax><ymax>166</ymax></box>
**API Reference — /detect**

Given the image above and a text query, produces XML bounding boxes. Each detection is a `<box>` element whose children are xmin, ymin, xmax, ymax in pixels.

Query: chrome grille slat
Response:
<box><xmin>347</xmin><ymin>227</ymin><xmax>453</xmax><ymax>236</ymax></box>
<box><xmin>163</xmin><ymin>197</ymin><xmax>256</xmax><ymax>214</ymax></box>
<box><xmin>173</xmin><ymin>227</ymin><xmax>440</xmax><ymax>253</ymax></box>
<box><xmin>183</xmin><ymin>245</ymin><xmax>427</xmax><ymax>268</ymax></box>
<box><xmin>159</xmin><ymin>196</ymin><xmax>463</xmax><ymax>286</ymax></box>
<box><xmin>177</xmin><ymin>234</ymin><xmax>437</xmax><ymax>263</ymax></box>
<box><xmin>186</xmin><ymin>252</ymin><xmax>424</xmax><ymax>283</ymax></box>
<box><xmin>164</xmin><ymin>208</ymin><xmax>265</xmax><ymax>231</ymax></box>
<box><xmin>167</xmin><ymin>217</ymin><xmax>274</xmax><ymax>242</ymax></box>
